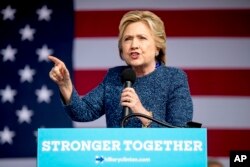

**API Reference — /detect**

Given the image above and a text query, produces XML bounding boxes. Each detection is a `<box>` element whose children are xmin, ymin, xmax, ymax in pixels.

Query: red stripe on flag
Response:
<box><xmin>74</xmin><ymin>70</ymin><xmax>107</xmax><ymax>95</ymax></box>
<box><xmin>74</xmin><ymin>69</ymin><xmax>250</xmax><ymax>96</ymax></box>
<box><xmin>208</xmin><ymin>129</ymin><xmax>250</xmax><ymax>157</ymax></box>
<box><xmin>75</xmin><ymin>9</ymin><xmax>250</xmax><ymax>37</ymax></box>
<box><xmin>185</xmin><ymin>69</ymin><xmax>250</xmax><ymax>96</ymax></box>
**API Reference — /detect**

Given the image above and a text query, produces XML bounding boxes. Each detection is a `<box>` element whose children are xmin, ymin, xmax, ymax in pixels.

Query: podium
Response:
<box><xmin>37</xmin><ymin>128</ymin><xmax>207</xmax><ymax>167</ymax></box>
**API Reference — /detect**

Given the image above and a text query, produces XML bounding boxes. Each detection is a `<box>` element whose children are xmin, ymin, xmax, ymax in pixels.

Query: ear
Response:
<box><xmin>120</xmin><ymin>54</ymin><xmax>125</xmax><ymax>60</ymax></box>
<box><xmin>119</xmin><ymin>50</ymin><xmax>125</xmax><ymax>60</ymax></box>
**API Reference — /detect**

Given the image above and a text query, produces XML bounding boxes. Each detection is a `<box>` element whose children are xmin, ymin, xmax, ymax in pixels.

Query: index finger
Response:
<box><xmin>48</xmin><ymin>55</ymin><xmax>64</xmax><ymax>65</ymax></box>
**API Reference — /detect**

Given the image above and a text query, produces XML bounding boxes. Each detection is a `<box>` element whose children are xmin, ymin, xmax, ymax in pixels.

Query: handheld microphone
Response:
<box><xmin>121</xmin><ymin>68</ymin><xmax>136</xmax><ymax>119</ymax></box>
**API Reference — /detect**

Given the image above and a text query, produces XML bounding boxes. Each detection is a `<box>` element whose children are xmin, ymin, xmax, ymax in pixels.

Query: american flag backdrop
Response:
<box><xmin>1</xmin><ymin>0</ymin><xmax>250</xmax><ymax>166</ymax></box>
<box><xmin>0</xmin><ymin>0</ymin><xmax>73</xmax><ymax>161</ymax></box>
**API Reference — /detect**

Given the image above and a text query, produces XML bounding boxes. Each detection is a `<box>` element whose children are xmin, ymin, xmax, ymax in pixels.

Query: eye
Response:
<box><xmin>139</xmin><ymin>36</ymin><xmax>147</xmax><ymax>40</ymax></box>
<box><xmin>124</xmin><ymin>37</ymin><xmax>132</xmax><ymax>41</ymax></box>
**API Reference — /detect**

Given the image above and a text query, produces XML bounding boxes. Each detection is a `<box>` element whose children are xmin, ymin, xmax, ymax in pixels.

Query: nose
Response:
<box><xmin>131</xmin><ymin>39</ymin><xmax>139</xmax><ymax>50</ymax></box>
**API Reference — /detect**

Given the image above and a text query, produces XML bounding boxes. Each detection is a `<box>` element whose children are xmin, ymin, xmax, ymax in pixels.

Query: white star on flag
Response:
<box><xmin>1</xmin><ymin>5</ymin><xmax>16</xmax><ymax>20</ymax></box>
<box><xmin>1</xmin><ymin>45</ymin><xmax>17</xmax><ymax>62</ymax></box>
<box><xmin>0</xmin><ymin>126</ymin><xmax>15</xmax><ymax>144</ymax></box>
<box><xmin>16</xmin><ymin>106</ymin><xmax>33</xmax><ymax>124</ymax></box>
<box><xmin>18</xmin><ymin>65</ymin><xmax>36</xmax><ymax>83</ymax></box>
<box><xmin>19</xmin><ymin>24</ymin><xmax>36</xmax><ymax>41</ymax></box>
<box><xmin>35</xmin><ymin>85</ymin><xmax>53</xmax><ymax>103</ymax></box>
<box><xmin>33</xmin><ymin>126</ymin><xmax>45</xmax><ymax>139</ymax></box>
<box><xmin>0</xmin><ymin>85</ymin><xmax>17</xmax><ymax>103</ymax></box>
<box><xmin>37</xmin><ymin>5</ymin><xmax>52</xmax><ymax>21</ymax></box>
<box><xmin>33</xmin><ymin>130</ymin><xmax>38</xmax><ymax>138</ymax></box>
<box><xmin>36</xmin><ymin>45</ymin><xmax>53</xmax><ymax>62</ymax></box>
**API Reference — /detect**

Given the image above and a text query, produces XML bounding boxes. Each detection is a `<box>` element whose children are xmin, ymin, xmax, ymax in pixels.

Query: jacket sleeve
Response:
<box><xmin>63</xmin><ymin>74</ymin><xmax>108</xmax><ymax>122</ymax></box>
<box><xmin>165</xmin><ymin>68</ymin><xmax>193</xmax><ymax>127</ymax></box>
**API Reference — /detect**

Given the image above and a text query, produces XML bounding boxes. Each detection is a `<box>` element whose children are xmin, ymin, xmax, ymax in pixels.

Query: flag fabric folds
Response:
<box><xmin>0</xmin><ymin>0</ymin><xmax>73</xmax><ymax>158</ymax></box>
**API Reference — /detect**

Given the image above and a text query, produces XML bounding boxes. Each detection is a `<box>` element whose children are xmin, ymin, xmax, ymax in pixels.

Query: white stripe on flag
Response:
<box><xmin>74</xmin><ymin>0</ymin><xmax>250</xmax><ymax>10</ymax></box>
<box><xmin>74</xmin><ymin>38</ymin><xmax>250</xmax><ymax>69</ymax></box>
<box><xmin>193</xmin><ymin>96</ymin><xmax>250</xmax><ymax>128</ymax></box>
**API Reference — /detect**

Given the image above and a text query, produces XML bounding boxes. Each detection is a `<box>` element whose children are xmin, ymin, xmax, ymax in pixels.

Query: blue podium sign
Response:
<box><xmin>37</xmin><ymin>128</ymin><xmax>207</xmax><ymax>167</ymax></box>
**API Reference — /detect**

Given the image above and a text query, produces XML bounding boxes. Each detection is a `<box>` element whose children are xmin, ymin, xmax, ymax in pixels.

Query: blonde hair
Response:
<box><xmin>208</xmin><ymin>160</ymin><xmax>224</xmax><ymax>167</ymax></box>
<box><xmin>118</xmin><ymin>10</ymin><xmax>167</xmax><ymax>64</ymax></box>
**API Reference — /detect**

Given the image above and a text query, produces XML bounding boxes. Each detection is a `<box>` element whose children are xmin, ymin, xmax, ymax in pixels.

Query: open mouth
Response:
<box><xmin>130</xmin><ymin>52</ymin><xmax>139</xmax><ymax>59</ymax></box>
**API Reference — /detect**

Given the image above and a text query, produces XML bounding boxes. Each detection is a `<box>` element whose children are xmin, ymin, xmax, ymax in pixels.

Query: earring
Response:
<box><xmin>155</xmin><ymin>51</ymin><xmax>159</xmax><ymax>57</ymax></box>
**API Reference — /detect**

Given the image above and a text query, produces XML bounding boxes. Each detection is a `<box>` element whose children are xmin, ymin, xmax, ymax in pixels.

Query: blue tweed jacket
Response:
<box><xmin>64</xmin><ymin>65</ymin><xmax>193</xmax><ymax>128</ymax></box>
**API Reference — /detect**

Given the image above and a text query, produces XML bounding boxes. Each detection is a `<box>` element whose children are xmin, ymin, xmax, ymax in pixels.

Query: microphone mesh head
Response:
<box><xmin>121</xmin><ymin>68</ymin><xmax>136</xmax><ymax>84</ymax></box>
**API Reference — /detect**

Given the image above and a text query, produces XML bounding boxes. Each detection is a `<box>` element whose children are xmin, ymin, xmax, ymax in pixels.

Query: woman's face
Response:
<box><xmin>121</xmin><ymin>21</ymin><xmax>157</xmax><ymax>71</ymax></box>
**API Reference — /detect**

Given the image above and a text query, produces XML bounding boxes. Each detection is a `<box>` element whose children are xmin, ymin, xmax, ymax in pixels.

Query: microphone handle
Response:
<box><xmin>123</xmin><ymin>107</ymin><xmax>131</xmax><ymax>118</ymax></box>
<box><xmin>124</xmin><ymin>81</ymin><xmax>132</xmax><ymax>88</ymax></box>
<box><xmin>123</xmin><ymin>81</ymin><xmax>132</xmax><ymax>118</ymax></box>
